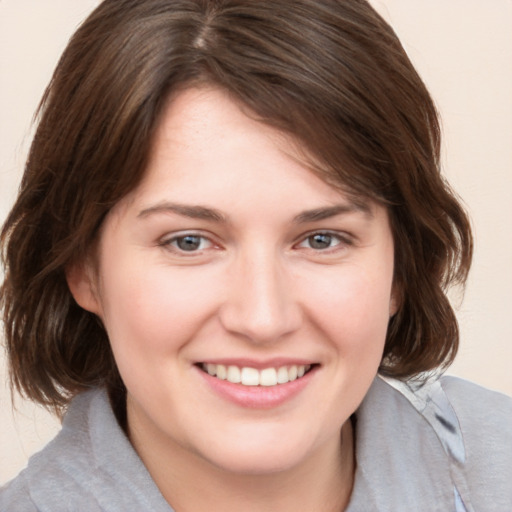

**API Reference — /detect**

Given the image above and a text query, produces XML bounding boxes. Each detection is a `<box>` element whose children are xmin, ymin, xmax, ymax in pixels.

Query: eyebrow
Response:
<box><xmin>137</xmin><ymin>200</ymin><xmax>371</xmax><ymax>223</ymax></box>
<box><xmin>137</xmin><ymin>202</ymin><xmax>226</xmax><ymax>222</ymax></box>
<box><xmin>292</xmin><ymin>202</ymin><xmax>372</xmax><ymax>223</ymax></box>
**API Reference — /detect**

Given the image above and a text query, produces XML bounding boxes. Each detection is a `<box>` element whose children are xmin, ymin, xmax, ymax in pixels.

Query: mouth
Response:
<box><xmin>198</xmin><ymin>363</ymin><xmax>316</xmax><ymax>387</ymax></box>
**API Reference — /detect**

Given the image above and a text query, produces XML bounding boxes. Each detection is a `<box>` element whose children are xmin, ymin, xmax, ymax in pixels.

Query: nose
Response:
<box><xmin>219</xmin><ymin>249</ymin><xmax>302</xmax><ymax>344</ymax></box>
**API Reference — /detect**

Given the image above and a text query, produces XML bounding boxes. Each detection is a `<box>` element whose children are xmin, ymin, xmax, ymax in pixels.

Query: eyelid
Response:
<box><xmin>293</xmin><ymin>230</ymin><xmax>354</xmax><ymax>252</ymax></box>
<box><xmin>157</xmin><ymin>229</ymin><xmax>354</xmax><ymax>256</ymax></box>
<box><xmin>158</xmin><ymin>230</ymin><xmax>220</xmax><ymax>254</ymax></box>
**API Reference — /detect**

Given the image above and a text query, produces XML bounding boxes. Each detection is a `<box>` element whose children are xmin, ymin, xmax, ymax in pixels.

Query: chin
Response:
<box><xmin>189</xmin><ymin>424</ymin><xmax>324</xmax><ymax>476</ymax></box>
<box><xmin>202</xmin><ymin>446</ymin><xmax>308</xmax><ymax>476</ymax></box>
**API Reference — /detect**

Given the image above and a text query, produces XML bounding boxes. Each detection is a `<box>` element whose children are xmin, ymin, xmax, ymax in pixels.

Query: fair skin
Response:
<box><xmin>68</xmin><ymin>87</ymin><xmax>396</xmax><ymax>511</ymax></box>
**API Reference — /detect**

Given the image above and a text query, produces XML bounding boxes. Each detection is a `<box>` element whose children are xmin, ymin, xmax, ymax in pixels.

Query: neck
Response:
<box><xmin>129</xmin><ymin>415</ymin><xmax>355</xmax><ymax>512</ymax></box>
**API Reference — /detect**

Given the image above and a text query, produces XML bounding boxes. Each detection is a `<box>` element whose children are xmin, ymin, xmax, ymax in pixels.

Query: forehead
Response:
<box><xmin>132</xmin><ymin>86</ymin><xmax>372</xmax><ymax>214</ymax></box>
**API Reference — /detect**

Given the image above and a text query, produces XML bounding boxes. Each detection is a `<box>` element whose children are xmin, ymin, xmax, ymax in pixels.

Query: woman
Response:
<box><xmin>1</xmin><ymin>0</ymin><xmax>511</xmax><ymax>510</ymax></box>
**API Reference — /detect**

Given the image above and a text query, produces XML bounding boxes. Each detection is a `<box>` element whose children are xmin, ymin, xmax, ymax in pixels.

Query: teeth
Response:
<box><xmin>202</xmin><ymin>363</ymin><xmax>311</xmax><ymax>386</ymax></box>
<box><xmin>216</xmin><ymin>364</ymin><xmax>227</xmax><ymax>380</ymax></box>
<box><xmin>260</xmin><ymin>368</ymin><xmax>277</xmax><ymax>387</ymax></box>
<box><xmin>241</xmin><ymin>367</ymin><xmax>259</xmax><ymax>386</ymax></box>
<box><xmin>227</xmin><ymin>365</ymin><xmax>241</xmax><ymax>383</ymax></box>
<box><xmin>277</xmin><ymin>366</ymin><xmax>289</xmax><ymax>384</ymax></box>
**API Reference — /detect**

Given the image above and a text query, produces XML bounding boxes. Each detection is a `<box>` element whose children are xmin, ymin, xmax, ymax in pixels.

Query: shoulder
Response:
<box><xmin>375</xmin><ymin>373</ymin><xmax>512</xmax><ymax>436</ymax></box>
<box><xmin>438</xmin><ymin>375</ymin><xmax>512</xmax><ymax>477</ymax></box>
<box><xmin>376</xmin><ymin>375</ymin><xmax>512</xmax><ymax>510</ymax></box>
<box><xmin>439</xmin><ymin>374</ymin><xmax>512</xmax><ymax>425</ymax></box>
<box><xmin>439</xmin><ymin>376</ymin><xmax>512</xmax><ymax>509</ymax></box>
<box><xmin>1</xmin><ymin>388</ymin><xmax>171</xmax><ymax>511</ymax></box>
<box><xmin>0</xmin><ymin>472</ymin><xmax>37</xmax><ymax>512</ymax></box>
<box><xmin>0</xmin><ymin>389</ymin><xmax>105</xmax><ymax>511</ymax></box>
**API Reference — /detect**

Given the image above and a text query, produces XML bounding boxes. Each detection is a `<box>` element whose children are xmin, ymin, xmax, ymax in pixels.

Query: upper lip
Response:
<box><xmin>197</xmin><ymin>358</ymin><xmax>318</xmax><ymax>369</ymax></box>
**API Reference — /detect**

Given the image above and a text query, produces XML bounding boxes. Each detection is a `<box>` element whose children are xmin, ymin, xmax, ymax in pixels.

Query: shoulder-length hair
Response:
<box><xmin>1</xmin><ymin>0</ymin><xmax>472</xmax><ymax>413</ymax></box>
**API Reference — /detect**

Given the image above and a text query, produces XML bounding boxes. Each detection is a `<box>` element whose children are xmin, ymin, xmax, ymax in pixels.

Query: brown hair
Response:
<box><xmin>1</xmin><ymin>0</ymin><xmax>472</xmax><ymax>413</ymax></box>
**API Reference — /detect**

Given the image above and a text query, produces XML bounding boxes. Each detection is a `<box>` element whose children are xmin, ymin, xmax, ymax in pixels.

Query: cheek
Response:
<box><xmin>98</xmin><ymin>256</ymin><xmax>221</xmax><ymax>357</ymax></box>
<box><xmin>303</xmin><ymin>262</ymin><xmax>393</xmax><ymax>351</ymax></box>
<box><xmin>96</xmin><ymin>259</ymin><xmax>219</xmax><ymax>400</ymax></box>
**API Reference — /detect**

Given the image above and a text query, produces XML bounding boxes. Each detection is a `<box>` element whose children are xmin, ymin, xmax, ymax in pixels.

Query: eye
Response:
<box><xmin>163</xmin><ymin>234</ymin><xmax>214</xmax><ymax>253</ymax></box>
<box><xmin>296</xmin><ymin>232</ymin><xmax>349</xmax><ymax>251</ymax></box>
<box><xmin>306</xmin><ymin>233</ymin><xmax>338</xmax><ymax>250</ymax></box>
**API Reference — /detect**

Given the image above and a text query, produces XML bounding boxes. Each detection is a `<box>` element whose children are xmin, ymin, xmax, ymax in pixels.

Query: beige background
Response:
<box><xmin>1</xmin><ymin>0</ymin><xmax>511</xmax><ymax>485</ymax></box>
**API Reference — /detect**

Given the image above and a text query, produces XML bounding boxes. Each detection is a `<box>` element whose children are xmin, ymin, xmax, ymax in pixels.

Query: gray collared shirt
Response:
<box><xmin>2</xmin><ymin>376</ymin><xmax>511</xmax><ymax>511</ymax></box>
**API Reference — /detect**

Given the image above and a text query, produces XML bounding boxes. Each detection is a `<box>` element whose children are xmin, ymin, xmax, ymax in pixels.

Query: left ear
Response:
<box><xmin>65</xmin><ymin>260</ymin><xmax>102</xmax><ymax>315</ymax></box>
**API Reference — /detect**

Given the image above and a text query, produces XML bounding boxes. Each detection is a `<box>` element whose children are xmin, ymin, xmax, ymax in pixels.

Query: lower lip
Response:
<box><xmin>196</xmin><ymin>366</ymin><xmax>317</xmax><ymax>409</ymax></box>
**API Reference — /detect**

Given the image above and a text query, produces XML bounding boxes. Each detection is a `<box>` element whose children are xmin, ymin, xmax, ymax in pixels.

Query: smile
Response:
<box><xmin>200</xmin><ymin>363</ymin><xmax>313</xmax><ymax>387</ymax></box>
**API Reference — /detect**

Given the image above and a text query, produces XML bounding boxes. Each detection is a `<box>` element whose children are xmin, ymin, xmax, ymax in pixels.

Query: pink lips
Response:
<box><xmin>196</xmin><ymin>362</ymin><xmax>317</xmax><ymax>409</ymax></box>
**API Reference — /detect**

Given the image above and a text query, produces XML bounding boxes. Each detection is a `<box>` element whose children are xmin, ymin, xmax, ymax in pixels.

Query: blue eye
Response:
<box><xmin>307</xmin><ymin>233</ymin><xmax>337</xmax><ymax>249</ymax></box>
<box><xmin>167</xmin><ymin>234</ymin><xmax>212</xmax><ymax>252</ymax></box>
<box><xmin>297</xmin><ymin>232</ymin><xmax>346</xmax><ymax>251</ymax></box>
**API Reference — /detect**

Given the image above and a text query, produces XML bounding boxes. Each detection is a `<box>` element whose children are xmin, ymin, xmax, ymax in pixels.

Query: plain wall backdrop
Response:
<box><xmin>1</xmin><ymin>0</ymin><xmax>511</xmax><ymax>485</ymax></box>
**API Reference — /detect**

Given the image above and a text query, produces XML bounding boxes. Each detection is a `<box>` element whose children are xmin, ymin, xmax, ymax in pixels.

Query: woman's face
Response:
<box><xmin>70</xmin><ymin>87</ymin><xmax>396</xmax><ymax>475</ymax></box>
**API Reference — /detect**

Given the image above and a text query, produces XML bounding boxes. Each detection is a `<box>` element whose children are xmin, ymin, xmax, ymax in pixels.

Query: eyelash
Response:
<box><xmin>295</xmin><ymin>231</ymin><xmax>353</xmax><ymax>253</ymax></box>
<box><xmin>159</xmin><ymin>230</ymin><xmax>353</xmax><ymax>255</ymax></box>
<box><xmin>159</xmin><ymin>232</ymin><xmax>216</xmax><ymax>254</ymax></box>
